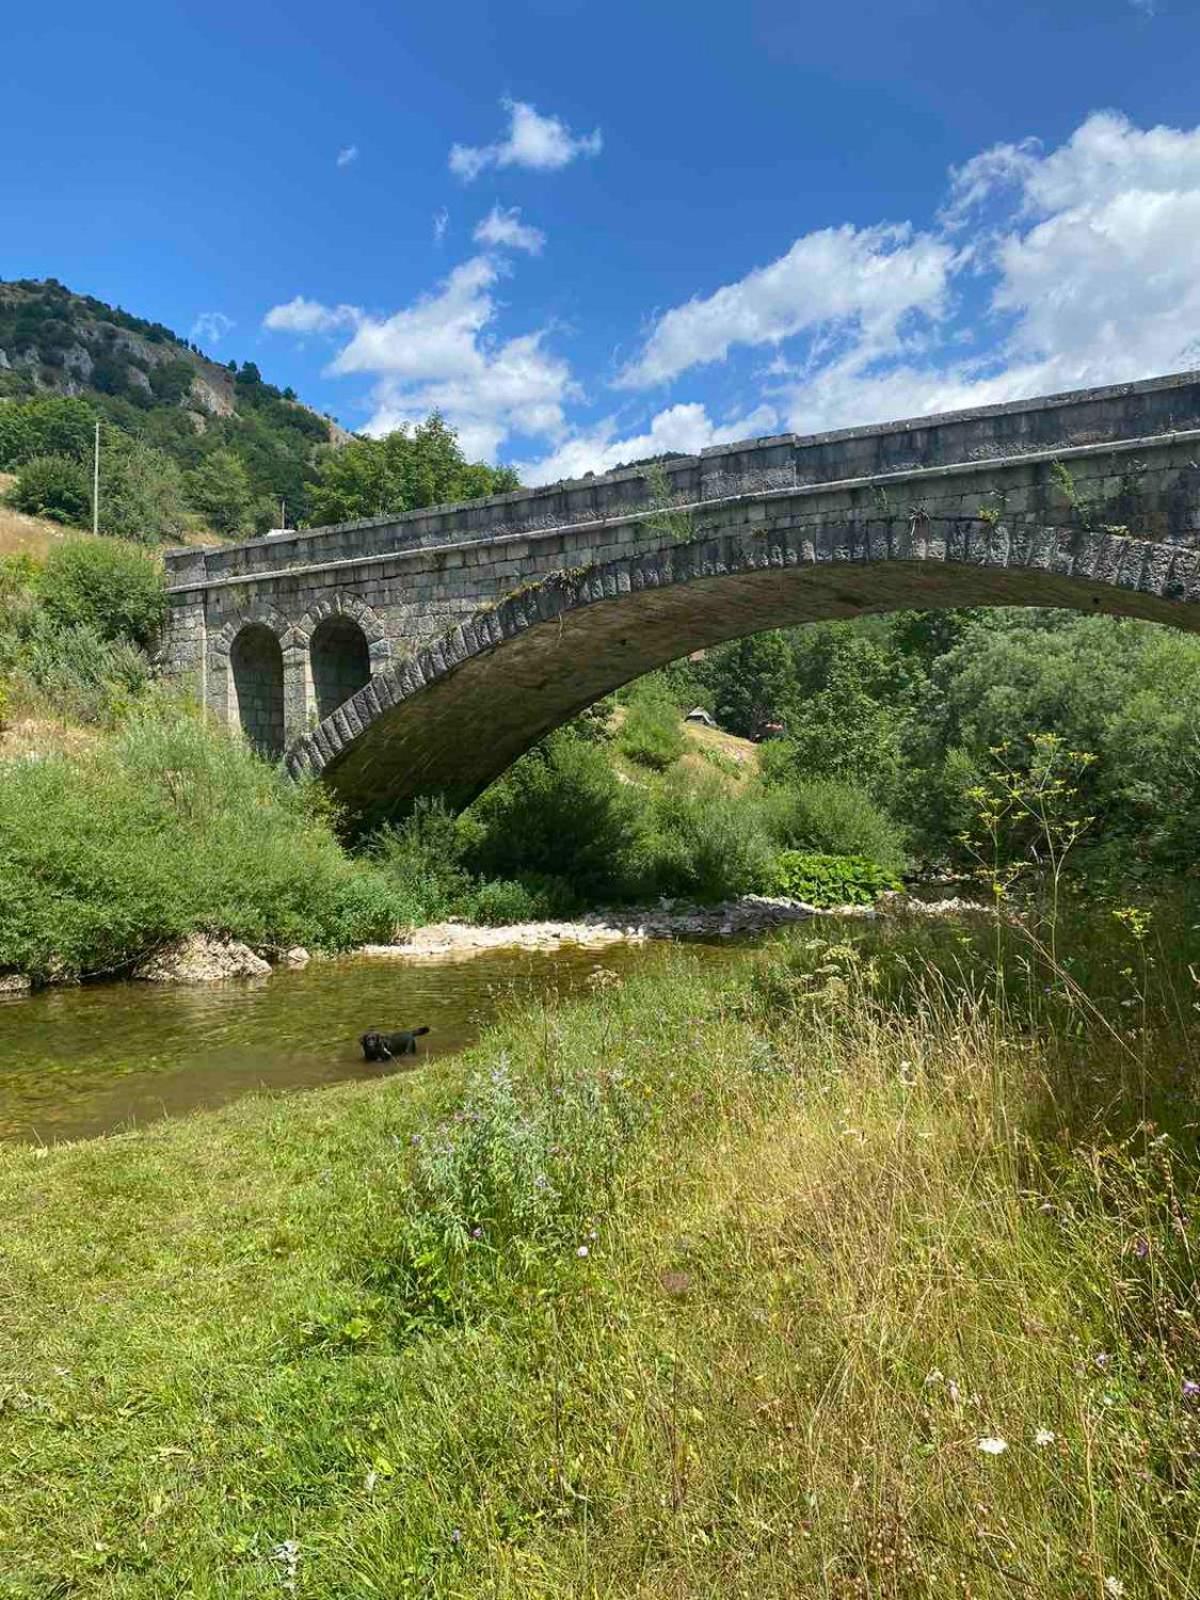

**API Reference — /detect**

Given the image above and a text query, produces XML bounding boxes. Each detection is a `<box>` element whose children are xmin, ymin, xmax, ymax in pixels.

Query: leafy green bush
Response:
<box><xmin>466</xmin><ymin>731</ymin><xmax>648</xmax><ymax>903</ymax></box>
<box><xmin>463</xmin><ymin>876</ymin><xmax>572</xmax><ymax>925</ymax></box>
<box><xmin>761</xmin><ymin>777</ymin><xmax>908</xmax><ymax>875</ymax></box>
<box><xmin>36</xmin><ymin>537</ymin><xmax>166</xmax><ymax>649</ymax></box>
<box><xmin>99</xmin><ymin>436</ymin><xmax>190</xmax><ymax>544</ymax></box>
<box><xmin>618</xmin><ymin>689</ymin><xmax>685</xmax><ymax>771</ymax></box>
<box><xmin>647</xmin><ymin>774</ymin><xmax>776</xmax><ymax>902</ymax></box>
<box><xmin>367</xmin><ymin>799</ymin><xmax>475</xmax><ymax>926</ymax></box>
<box><xmin>0</xmin><ymin>395</ymin><xmax>96</xmax><ymax>468</ymax></box>
<box><xmin>773</xmin><ymin>851</ymin><xmax>902</xmax><ymax>907</ymax></box>
<box><xmin>0</xmin><ymin>710</ymin><xmax>400</xmax><ymax>980</ymax></box>
<box><xmin>7</xmin><ymin>455</ymin><xmax>91</xmax><ymax>525</ymax></box>
<box><xmin>9</xmin><ymin>614</ymin><xmax>150</xmax><ymax>725</ymax></box>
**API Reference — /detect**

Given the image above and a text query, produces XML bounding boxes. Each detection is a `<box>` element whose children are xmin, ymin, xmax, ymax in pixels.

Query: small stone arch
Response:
<box><xmin>229</xmin><ymin>622</ymin><xmax>285</xmax><ymax>756</ymax></box>
<box><xmin>295</xmin><ymin>593</ymin><xmax>391</xmax><ymax>723</ymax></box>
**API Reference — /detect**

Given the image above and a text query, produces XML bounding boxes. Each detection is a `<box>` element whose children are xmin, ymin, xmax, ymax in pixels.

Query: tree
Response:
<box><xmin>307</xmin><ymin>412</ymin><xmax>520</xmax><ymax>526</ymax></box>
<box><xmin>7</xmin><ymin>455</ymin><xmax>91</xmax><ymax>525</ymax></box>
<box><xmin>185</xmin><ymin>449</ymin><xmax>253</xmax><ymax>536</ymax></box>
<box><xmin>0</xmin><ymin>395</ymin><xmax>97</xmax><ymax>469</ymax></box>
<box><xmin>100</xmin><ymin>437</ymin><xmax>190</xmax><ymax>544</ymax></box>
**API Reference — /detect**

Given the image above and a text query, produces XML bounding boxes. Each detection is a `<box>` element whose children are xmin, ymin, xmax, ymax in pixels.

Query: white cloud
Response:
<box><xmin>1130</xmin><ymin>0</ymin><xmax>1155</xmax><ymax>13</ymax></box>
<box><xmin>449</xmin><ymin>98</ymin><xmax>601</xmax><ymax>181</ymax></box>
<box><xmin>323</xmin><ymin>255</ymin><xmax>577</xmax><ymax>461</ymax></box>
<box><xmin>433</xmin><ymin>207</ymin><xmax>449</xmax><ymax>244</ymax></box>
<box><xmin>336</xmin><ymin>145</ymin><xmax>359</xmax><ymax>168</ymax></box>
<box><xmin>618</xmin><ymin>111</ymin><xmax>1200</xmax><ymax>441</ymax></box>
<box><xmin>190</xmin><ymin>311</ymin><xmax>234</xmax><ymax>346</ymax></box>
<box><xmin>473</xmin><ymin>205</ymin><xmax>546</xmax><ymax>255</ymax></box>
<box><xmin>517</xmin><ymin>401</ymin><xmax>780</xmax><ymax>485</ymax></box>
<box><xmin>618</xmin><ymin>224</ymin><xmax>956</xmax><ymax>388</ymax></box>
<box><xmin>263</xmin><ymin>296</ymin><xmax>361</xmax><ymax>336</ymax></box>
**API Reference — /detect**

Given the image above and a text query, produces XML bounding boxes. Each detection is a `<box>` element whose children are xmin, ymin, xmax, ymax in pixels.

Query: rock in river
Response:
<box><xmin>136</xmin><ymin>934</ymin><xmax>272</xmax><ymax>984</ymax></box>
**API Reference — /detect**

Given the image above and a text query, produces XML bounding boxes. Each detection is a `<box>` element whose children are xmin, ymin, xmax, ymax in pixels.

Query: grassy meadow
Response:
<box><xmin>1</xmin><ymin>909</ymin><xmax>1198</xmax><ymax>1597</ymax></box>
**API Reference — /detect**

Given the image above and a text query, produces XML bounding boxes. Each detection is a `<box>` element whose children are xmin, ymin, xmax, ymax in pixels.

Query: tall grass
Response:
<box><xmin>0</xmin><ymin>907</ymin><xmax>1197</xmax><ymax>1593</ymax></box>
<box><xmin>0</xmin><ymin>705</ymin><xmax>399</xmax><ymax>979</ymax></box>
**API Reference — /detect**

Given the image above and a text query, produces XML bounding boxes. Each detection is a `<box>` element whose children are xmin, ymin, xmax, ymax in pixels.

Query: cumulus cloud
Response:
<box><xmin>449</xmin><ymin>98</ymin><xmax>601</xmax><ymax>181</ymax></box>
<box><xmin>617</xmin><ymin>110</ymin><xmax>1200</xmax><ymax>441</ymax></box>
<box><xmin>263</xmin><ymin>296</ymin><xmax>361</xmax><ymax>336</ymax></box>
<box><xmin>473</xmin><ymin>204</ymin><xmax>546</xmax><ymax>254</ymax></box>
<box><xmin>618</xmin><ymin>224</ymin><xmax>957</xmax><ymax>388</ymax></box>
<box><xmin>190</xmin><ymin>311</ymin><xmax>234</xmax><ymax>346</ymax></box>
<box><xmin>517</xmin><ymin>402</ymin><xmax>780</xmax><ymax>485</ymax></box>
<box><xmin>337</xmin><ymin>145</ymin><xmax>359</xmax><ymax>167</ymax></box>
<box><xmin>323</xmin><ymin>255</ymin><xmax>577</xmax><ymax>461</ymax></box>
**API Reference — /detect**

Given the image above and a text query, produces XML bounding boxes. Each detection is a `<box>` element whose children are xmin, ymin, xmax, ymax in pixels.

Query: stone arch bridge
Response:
<box><xmin>163</xmin><ymin>372</ymin><xmax>1200</xmax><ymax>823</ymax></box>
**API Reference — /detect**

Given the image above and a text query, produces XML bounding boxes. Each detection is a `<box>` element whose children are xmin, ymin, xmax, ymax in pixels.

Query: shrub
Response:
<box><xmin>0</xmin><ymin>395</ymin><xmax>97</xmax><ymax>469</ymax></box>
<box><xmin>463</xmin><ymin>876</ymin><xmax>571</xmax><ymax>925</ymax></box>
<box><xmin>36</xmin><ymin>537</ymin><xmax>166</xmax><ymax>649</ymax></box>
<box><xmin>773</xmin><ymin>851</ymin><xmax>902</xmax><ymax>907</ymax></box>
<box><xmin>761</xmin><ymin>777</ymin><xmax>908</xmax><ymax>875</ymax></box>
<box><xmin>0</xmin><ymin>710</ymin><xmax>401</xmax><ymax>980</ymax></box>
<box><xmin>618</xmin><ymin>689</ymin><xmax>685</xmax><ymax>771</ymax></box>
<box><xmin>7</xmin><ymin>454</ymin><xmax>91</xmax><ymax>525</ymax></box>
<box><xmin>367</xmin><ymin>799</ymin><xmax>475</xmax><ymax>926</ymax></box>
<box><xmin>10</xmin><ymin>613</ymin><xmax>151</xmax><ymax>725</ymax></box>
<box><xmin>647</xmin><ymin>774</ymin><xmax>777</xmax><ymax>902</ymax></box>
<box><xmin>466</xmin><ymin>732</ymin><xmax>649</xmax><ymax>902</ymax></box>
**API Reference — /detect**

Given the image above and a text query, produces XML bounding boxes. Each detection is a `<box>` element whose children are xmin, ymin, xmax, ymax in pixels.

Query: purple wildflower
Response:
<box><xmin>1094</xmin><ymin>1352</ymin><xmax>1111</xmax><ymax>1371</ymax></box>
<box><xmin>1182</xmin><ymin>1379</ymin><xmax>1200</xmax><ymax>1400</ymax></box>
<box><xmin>1134</xmin><ymin>1236</ymin><xmax>1149</xmax><ymax>1260</ymax></box>
<box><xmin>470</xmin><ymin>1226</ymin><xmax>483</xmax><ymax>1239</ymax></box>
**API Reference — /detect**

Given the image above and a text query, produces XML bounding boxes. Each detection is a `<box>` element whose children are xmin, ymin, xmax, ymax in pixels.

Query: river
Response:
<box><xmin>0</xmin><ymin>938</ymin><xmax>741</xmax><ymax>1145</ymax></box>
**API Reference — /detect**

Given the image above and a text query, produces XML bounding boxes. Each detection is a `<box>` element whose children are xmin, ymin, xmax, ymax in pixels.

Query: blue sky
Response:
<box><xmin>4</xmin><ymin>0</ymin><xmax>1200</xmax><ymax>481</ymax></box>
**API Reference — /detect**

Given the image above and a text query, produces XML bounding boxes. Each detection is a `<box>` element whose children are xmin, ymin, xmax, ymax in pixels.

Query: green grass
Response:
<box><xmin>1</xmin><ymin>913</ymin><xmax>1198</xmax><ymax>1595</ymax></box>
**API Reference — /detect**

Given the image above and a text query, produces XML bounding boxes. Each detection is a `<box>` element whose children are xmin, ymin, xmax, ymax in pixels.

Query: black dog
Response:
<box><xmin>360</xmin><ymin>1026</ymin><xmax>430</xmax><ymax>1062</ymax></box>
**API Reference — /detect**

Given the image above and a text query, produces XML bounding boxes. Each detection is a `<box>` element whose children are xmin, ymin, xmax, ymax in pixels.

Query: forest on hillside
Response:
<box><xmin>0</xmin><ymin>280</ymin><xmax>516</xmax><ymax>539</ymax></box>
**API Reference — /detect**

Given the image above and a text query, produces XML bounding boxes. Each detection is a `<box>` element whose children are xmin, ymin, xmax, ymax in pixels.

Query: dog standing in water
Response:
<box><xmin>360</xmin><ymin>1026</ymin><xmax>430</xmax><ymax>1062</ymax></box>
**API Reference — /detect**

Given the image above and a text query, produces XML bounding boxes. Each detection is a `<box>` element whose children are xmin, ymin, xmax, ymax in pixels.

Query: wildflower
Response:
<box><xmin>1183</xmin><ymin>1378</ymin><xmax>1200</xmax><ymax>1400</ymax></box>
<box><xmin>1133</xmin><ymin>1236</ymin><xmax>1149</xmax><ymax>1260</ymax></box>
<box><xmin>577</xmin><ymin>1245</ymin><xmax>589</xmax><ymax>1258</ymax></box>
<box><xmin>588</xmin><ymin>1229</ymin><xmax>598</xmax><ymax>1241</ymax></box>
<box><xmin>977</xmin><ymin>1437</ymin><xmax>1008</xmax><ymax>1455</ymax></box>
<box><xmin>923</xmin><ymin>1369</ymin><xmax>944</xmax><ymax>1387</ymax></box>
<box><xmin>1094</xmin><ymin>1352</ymin><xmax>1111</xmax><ymax>1371</ymax></box>
<box><xmin>1033</xmin><ymin>1428</ymin><xmax>1056</xmax><ymax>1447</ymax></box>
<box><xmin>1104</xmin><ymin>1578</ymin><xmax>1125</xmax><ymax>1597</ymax></box>
<box><xmin>450</xmin><ymin>1528</ymin><xmax>463</xmax><ymax>1546</ymax></box>
<box><xmin>470</xmin><ymin>1227</ymin><xmax>483</xmax><ymax>1239</ymax></box>
<box><xmin>364</xmin><ymin>1469</ymin><xmax>378</xmax><ymax>1492</ymax></box>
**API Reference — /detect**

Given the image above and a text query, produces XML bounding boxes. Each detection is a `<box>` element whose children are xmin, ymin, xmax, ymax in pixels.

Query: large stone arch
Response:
<box><xmin>284</xmin><ymin>515</ymin><xmax>1200</xmax><ymax>823</ymax></box>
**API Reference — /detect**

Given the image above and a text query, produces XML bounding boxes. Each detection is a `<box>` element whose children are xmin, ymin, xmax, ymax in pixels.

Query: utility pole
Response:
<box><xmin>92</xmin><ymin>420</ymin><xmax>100</xmax><ymax>535</ymax></box>
<box><xmin>280</xmin><ymin>497</ymin><xmax>286</xmax><ymax>530</ymax></box>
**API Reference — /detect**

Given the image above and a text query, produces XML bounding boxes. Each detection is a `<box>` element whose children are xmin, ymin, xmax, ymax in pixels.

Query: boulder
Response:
<box><xmin>0</xmin><ymin>973</ymin><xmax>32</xmax><ymax>995</ymax></box>
<box><xmin>136</xmin><ymin>935</ymin><xmax>272</xmax><ymax>984</ymax></box>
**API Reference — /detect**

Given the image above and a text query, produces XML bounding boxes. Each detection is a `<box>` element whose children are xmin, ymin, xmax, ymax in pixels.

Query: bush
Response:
<box><xmin>466</xmin><ymin>732</ymin><xmax>648</xmax><ymax>902</ymax></box>
<box><xmin>7</xmin><ymin>454</ymin><xmax>91</xmax><ymax>525</ymax></box>
<box><xmin>9</xmin><ymin>613</ymin><xmax>151</xmax><ymax>725</ymax></box>
<box><xmin>367</xmin><ymin>799</ymin><xmax>475</xmax><ymax>927</ymax></box>
<box><xmin>773</xmin><ymin>851</ymin><xmax>902</xmax><ymax>907</ymax></box>
<box><xmin>618</xmin><ymin>689</ymin><xmax>685</xmax><ymax>771</ymax></box>
<box><xmin>36</xmin><ymin>537</ymin><xmax>166</xmax><ymax>649</ymax></box>
<box><xmin>463</xmin><ymin>876</ymin><xmax>571</xmax><ymax>925</ymax></box>
<box><xmin>0</xmin><ymin>711</ymin><xmax>401</xmax><ymax>981</ymax></box>
<box><xmin>0</xmin><ymin>395</ymin><xmax>96</xmax><ymax>469</ymax></box>
<box><xmin>647</xmin><ymin>774</ymin><xmax>776</xmax><ymax>902</ymax></box>
<box><xmin>761</xmin><ymin>776</ymin><xmax>908</xmax><ymax>875</ymax></box>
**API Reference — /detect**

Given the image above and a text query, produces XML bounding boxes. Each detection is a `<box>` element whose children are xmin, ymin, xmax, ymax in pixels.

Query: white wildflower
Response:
<box><xmin>977</xmin><ymin>1436</ymin><xmax>1008</xmax><ymax>1455</ymax></box>
<box><xmin>923</xmin><ymin>1368</ymin><xmax>944</xmax><ymax>1387</ymax></box>
<box><xmin>1104</xmin><ymin>1578</ymin><xmax>1126</xmax><ymax>1598</ymax></box>
<box><xmin>1033</xmin><ymin>1428</ymin><xmax>1056</xmax><ymax>1447</ymax></box>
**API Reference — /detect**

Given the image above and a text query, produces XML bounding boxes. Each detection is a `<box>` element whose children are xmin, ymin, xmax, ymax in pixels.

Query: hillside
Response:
<box><xmin>0</xmin><ymin>278</ymin><xmax>344</xmax><ymax>534</ymax></box>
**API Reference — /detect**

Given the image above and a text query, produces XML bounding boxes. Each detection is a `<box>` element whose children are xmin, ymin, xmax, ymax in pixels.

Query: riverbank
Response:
<box><xmin>2</xmin><ymin>922</ymin><xmax>1197</xmax><ymax>1594</ymax></box>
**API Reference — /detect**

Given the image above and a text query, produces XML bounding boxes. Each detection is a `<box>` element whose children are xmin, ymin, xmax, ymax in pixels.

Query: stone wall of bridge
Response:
<box><xmin>161</xmin><ymin>371</ymin><xmax>1200</xmax><ymax>763</ymax></box>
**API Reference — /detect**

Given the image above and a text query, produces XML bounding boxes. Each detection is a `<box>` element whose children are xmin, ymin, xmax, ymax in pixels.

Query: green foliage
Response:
<box><xmin>184</xmin><ymin>448</ymin><xmax>252</xmax><ymax>536</ymax></box>
<box><xmin>0</xmin><ymin>710</ymin><xmax>400</xmax><ymax>981</ymax></box>
<box><xmin>7</xmin><ymin>454</ymin><xmax>91</xmax><ymax>524</ymax></box>
<box><xmin>0</xmin><ymin>394</ymin><xmax>97</xmax><ymax>468</ymax></box>
<box><xmin>36</xmin><ymin>537</ymin><xmax>166</xmax><ymax>649</ymax></box>
<box><xmin>618</xmin><ymin>685</ymin><xmax>686</xmax><ymax>770</ymax></box>
<box><xmin>648</xmin><ymin>773</ymin><xmax>777</xmax><ymax>901</ymax></box>
<box><xmin>773</xmin><ymin>850</ymin><xmax>902</xmax><ymax>906</ymax></box>
<box><xmin>308</xmin><ymin>413</ymin><xmax>519</xmax><ymax>525</ymax></box>
<box><xmin>466</xmin><ymin>731</ymin><xmax>646</xmax><ymax>903</ymax></box>
<box><xmin>760</xmin><ymin>776</ymin><xmax>908</xmax><ymax>875</ymax></box>
<box><xmin>99</xmin><ymin>434</ymin><xmax>190</xmax><ymax>543</ymax></box>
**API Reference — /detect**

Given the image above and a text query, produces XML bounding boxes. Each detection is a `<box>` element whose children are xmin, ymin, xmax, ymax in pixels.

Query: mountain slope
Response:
<box><xmin>0</xmin><ymin>278</ymin><xmax>348</xmax><ymax>533</ymax></box>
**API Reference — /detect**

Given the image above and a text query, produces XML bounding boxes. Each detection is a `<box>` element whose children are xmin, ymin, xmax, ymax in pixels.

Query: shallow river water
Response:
<box><xmin>0</xmin><ymin>938</ymin><xmax>738</xmax><ymax>1145</ymax></box>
